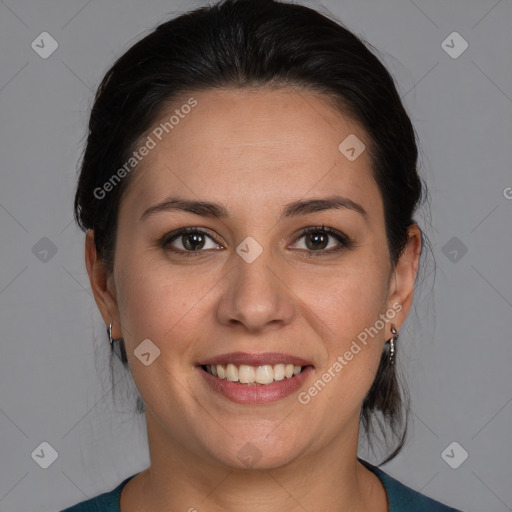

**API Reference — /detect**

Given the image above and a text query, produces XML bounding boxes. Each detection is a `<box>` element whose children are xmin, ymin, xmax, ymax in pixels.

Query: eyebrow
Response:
<box><xmin>139</xmin><ymin>195</ymin><xmax>367</xmax><ymax>222</ymax></box>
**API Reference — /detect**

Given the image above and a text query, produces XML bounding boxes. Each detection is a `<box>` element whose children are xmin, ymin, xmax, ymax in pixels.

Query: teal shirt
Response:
<box><xmin>61</xmin><ymin>460</ymin><xmax>463</xmax><ymax>511</ymax></box>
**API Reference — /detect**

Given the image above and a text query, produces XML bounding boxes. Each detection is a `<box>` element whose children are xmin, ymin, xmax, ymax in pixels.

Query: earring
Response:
<box><xmin>107</xmin><ymin>322</ymin><xmax>113</xmax><ymax>348</ymax></box>
<box><xmin>386</xmin><ymin>324</ymin><xmax>398</xmax><ymax>365</ymax></box>
<box><xmin>107</xmin><ymin>322</ymin><xmax>117</xmax><ymax>350</ymax></box>
<box><xmin>107</xmin><ymin>322</ymin><xmax>128</xmax><ymax>362</ymax></box>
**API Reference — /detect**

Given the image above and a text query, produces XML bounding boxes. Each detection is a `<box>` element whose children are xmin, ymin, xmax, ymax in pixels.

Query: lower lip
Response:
<box><xmin>197</xmin><ymin>365</ymin><xmax>314</xmax><ymax>404</ymax></box>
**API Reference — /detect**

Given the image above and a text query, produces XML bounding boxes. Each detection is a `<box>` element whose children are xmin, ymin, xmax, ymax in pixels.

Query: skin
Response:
<box><xmin>85</xmin><ymin>87</ymin><xmax>421</xmax><ymax>512</ymax></box>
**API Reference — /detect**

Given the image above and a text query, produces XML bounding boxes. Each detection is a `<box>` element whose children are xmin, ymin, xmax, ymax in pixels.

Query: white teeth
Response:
<box><xmin>204</xmin><ymin>363</ymin><xmax>304</xmax><ymax>384</ymax></box>
<box><xmin>255</xmin><ymin>365</ymin><xmax>274</xmax><ymax>384</ymax></box>
<box><xmin>273</xmin><ymin>363</ymin><xmax>285</xmax><ymax>381</ymax></box>
<box><xmin>238</xmin><ymin>364</ymin><xmax>255</xmax><ymax>383</ymax></box>
<box><xmin>225</xmin><ymin>363</ymin><xmax>239</xmax><ymax>382</ymax></box>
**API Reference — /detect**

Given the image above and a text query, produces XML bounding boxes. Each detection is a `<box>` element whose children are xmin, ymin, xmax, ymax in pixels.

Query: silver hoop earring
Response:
<box><xmin>107</xmin><ymin>322</ymin><xmax>127</xmax><ymax>362</ymax></box>
<box><xmin>107</xmin><ymin>322</ymin><xmax>114</xmax><ymax>349</ymax></box>
<box><xmin>387</xmin><ymin>324</ymin><xmax>398</xmax><ymax>365</ymax></box>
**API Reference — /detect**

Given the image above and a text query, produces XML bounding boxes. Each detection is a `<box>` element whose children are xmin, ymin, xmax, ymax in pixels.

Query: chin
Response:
<box><xmin>206</xmin><ymin>436</ymin><xmax>305</xmax><ymax>471</ymax></box>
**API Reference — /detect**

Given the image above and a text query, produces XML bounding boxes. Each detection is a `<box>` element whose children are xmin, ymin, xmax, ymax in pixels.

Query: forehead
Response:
<box><xmin>122</xmin><ymin>87</ymin><xmax>381</xmax><ymax>219</ymax></box>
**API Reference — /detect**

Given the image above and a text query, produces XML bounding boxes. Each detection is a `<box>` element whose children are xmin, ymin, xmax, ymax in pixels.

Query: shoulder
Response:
<box><xmin>60</xmin><ymin>474</ymin><xmax>138</xmax><ymax>512</ymax></box>
<box><xmin>360</xmin><ymin>459</ymin><xmax>464</xmax><ymax>512</ymax></box>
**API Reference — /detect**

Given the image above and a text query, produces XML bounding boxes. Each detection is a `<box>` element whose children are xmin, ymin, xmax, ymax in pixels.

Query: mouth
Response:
<box><xmin>196</xmin><ymin>352</ymin><xmax>314</xmax><ymax>404</ymax></box>
<box><xmin>200</xmin><ymin>363</ymin><xmax>309</xmax><ymax>385</ymax></box>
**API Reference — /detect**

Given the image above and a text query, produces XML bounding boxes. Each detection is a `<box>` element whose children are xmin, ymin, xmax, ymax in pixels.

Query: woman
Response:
<box><xmin>63</xmin><ymin>0</ymin><xmax>463</xmax><ymax>510</ymax></box>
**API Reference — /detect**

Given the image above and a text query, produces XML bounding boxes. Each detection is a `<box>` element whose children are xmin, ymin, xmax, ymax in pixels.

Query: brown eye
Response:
<box><xmin>303</xmin><ymin>231</ymin><xmax>330</xmax><ymax>250</ymax></box>
<box><xmin>180</xmin><ymin>232</ymin><xmax>206</xmax><ymax>250</ymax></box>
<box><xmin>162</xmin><ymin>228</ymin><xmax>223</xmax><ymax>255</ymax></box>
<box><xmin>292</xmin><ymin>226</ymin><xmax>352</xmax><ymax>256</ymax></box>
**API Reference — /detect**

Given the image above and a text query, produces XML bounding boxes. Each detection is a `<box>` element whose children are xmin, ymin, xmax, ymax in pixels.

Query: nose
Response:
<box><xmin>216</xmin><ymin>247</ymin><xmax>295</xmax><ymax>333</ymax></box>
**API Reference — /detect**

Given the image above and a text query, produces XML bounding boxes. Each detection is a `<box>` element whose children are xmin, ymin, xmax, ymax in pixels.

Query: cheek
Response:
<box><xmin>112</xmin><ymin>254</ymin><xmax>206</xmax><ymax>410</ymax></box>
<box><xmin>302</xmin><ymin>254</ymin><xmax>389</xmax><ymax>334</ymax></box>
<box><xmin>113</xmin><ymin>250</ymin><xmax>171</xmax><ymax>339</ymax></box>
<box><xmin>114</xmin><ymin>250</ymin><xmax>215</xmax><ymax>347</ymax></box>
<box><xmin>301</xmin><ymin>254</ymin><xmax>389</xmax><ymax>398</ymax></box>
<box><xmin>114</xmin><ymin>237</ymin><xmax>390</xmax><ymax>343</ymax></box>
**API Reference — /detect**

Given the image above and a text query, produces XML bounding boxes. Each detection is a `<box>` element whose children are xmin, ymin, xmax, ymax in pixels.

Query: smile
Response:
<box><xmin>198</xmin><ymin>365</ymin><xmax>313</xmax><ymax>404</ymax></box>
<box><xmin>202</xmin><ymin>363</ymin><xmax>303</xmax><ymax>385</ymax></box>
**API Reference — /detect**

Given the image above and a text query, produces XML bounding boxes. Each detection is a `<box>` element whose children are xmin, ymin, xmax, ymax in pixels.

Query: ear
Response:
<box><xmin>386</xmin><ymin>224</ymin><xmax>422</xmax><ymax>332</ymax></box>
<box><xmin>85</xmin><ymin>230</ymin><xmax>122</xmax><ymax>338</ymax></box>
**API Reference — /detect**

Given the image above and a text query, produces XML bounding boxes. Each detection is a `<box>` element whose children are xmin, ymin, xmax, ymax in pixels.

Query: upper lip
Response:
<box><xmin>197</xmin><ymin>352</ymin><xmax>313</xmax><ymax>367</ymax></box>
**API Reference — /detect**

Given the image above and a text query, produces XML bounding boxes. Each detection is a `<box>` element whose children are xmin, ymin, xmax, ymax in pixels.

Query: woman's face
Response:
<box><xmin>88</xmin><ymin>87</ymin><xmax>420</xmax><ymax>470</ymax></box>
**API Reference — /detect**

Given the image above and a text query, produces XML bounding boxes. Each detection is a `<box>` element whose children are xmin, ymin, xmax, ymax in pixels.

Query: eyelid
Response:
<box><xmin>161</xmin><ymin>227</ymin><xmax>224</xmax><ymax>252</ymax></box>
<box><xmin>288</xmin><ymin>225</ymin><xmax>352</xmax><ymax>255</ymax></box>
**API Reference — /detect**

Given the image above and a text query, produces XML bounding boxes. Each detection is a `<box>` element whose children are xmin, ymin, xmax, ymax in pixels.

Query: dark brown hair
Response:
<box><xmin>74</xmin><ymin>0</ymin><xmax>432</xmax><ymax>463</ymax></box>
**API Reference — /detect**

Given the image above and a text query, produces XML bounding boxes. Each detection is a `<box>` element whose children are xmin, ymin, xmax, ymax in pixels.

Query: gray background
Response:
<box><xmin>0</xmin><ymin>0</ymin><xmax>511</xmax><ymax>511</ymax></box>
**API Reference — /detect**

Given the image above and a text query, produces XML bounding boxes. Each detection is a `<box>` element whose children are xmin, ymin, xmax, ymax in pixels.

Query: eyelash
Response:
<box><xmin>159</xmin><ymin>225</ymin><xmax>353</xmax><ymax>258</ymax></box>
